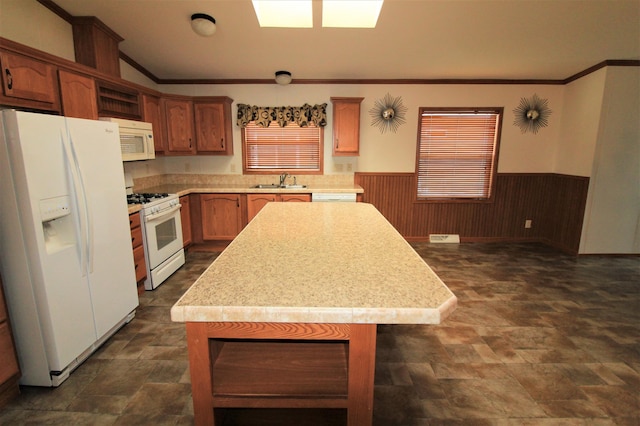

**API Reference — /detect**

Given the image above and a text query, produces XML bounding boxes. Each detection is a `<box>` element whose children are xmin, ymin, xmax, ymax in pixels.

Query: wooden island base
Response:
<box><xmin>186</xmin><ymin>322</ymin><xmax>377</xmax><ymax>426</ymax></box>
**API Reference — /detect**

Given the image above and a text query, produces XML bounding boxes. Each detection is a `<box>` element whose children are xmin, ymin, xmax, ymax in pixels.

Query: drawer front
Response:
<box><xmin>130</xmin><ymin>225</ymin><xmax>143</xmax><ymax>249</ymax></box>
<box><xmin>133</xmin><ymin>244</ymin><xmax>147</xmax><ymax>283</ymax></box>
<box><xmin>129</xmin><ymin>212</ymin><xmax>141</xmax><ymax>229</ymax></box>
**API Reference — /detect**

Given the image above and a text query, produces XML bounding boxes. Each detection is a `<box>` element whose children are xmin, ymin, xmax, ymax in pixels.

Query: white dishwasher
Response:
<box><xmin>311</xmin><ymin>193</ymin><xmax>357</xmax><ymax>202</ymax></box>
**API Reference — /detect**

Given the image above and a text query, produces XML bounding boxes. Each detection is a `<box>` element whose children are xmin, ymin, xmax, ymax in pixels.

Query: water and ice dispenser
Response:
<box><xmin>39</xmin><ymin>195</ymin><xmax>75</xmax><ymax>254</ymax></box>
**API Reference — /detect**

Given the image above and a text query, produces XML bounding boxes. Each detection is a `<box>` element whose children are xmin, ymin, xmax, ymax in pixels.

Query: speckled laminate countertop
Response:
<box><xmin>139</xmin><ymin>183</ymin><xmax>364</xmax><ymax>197</ymax></box>
<box><xmin>170</xmin><ymin>202</ymin><xmax>457</xmax><ymax>324</ymax></box>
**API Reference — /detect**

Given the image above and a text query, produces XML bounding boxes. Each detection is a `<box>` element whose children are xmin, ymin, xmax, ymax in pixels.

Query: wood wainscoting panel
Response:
<box><xmin>354</xmin><ymin>173</ymin><xmax>589</xmax><ymax>254</ymax></box>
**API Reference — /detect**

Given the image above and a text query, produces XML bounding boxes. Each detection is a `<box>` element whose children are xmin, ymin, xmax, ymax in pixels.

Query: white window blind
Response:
<box><xmin>416</xmin><ymin>109</ymin><xmax>501</xmax><ymax>200</ymax></box>
<box><xmin>242</xmin><ymin>122</ymin><xmax>323</xmax><ymax>173</ymax></box>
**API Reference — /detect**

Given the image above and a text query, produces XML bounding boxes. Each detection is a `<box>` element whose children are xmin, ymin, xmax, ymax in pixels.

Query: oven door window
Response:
<box><xmin>155</xmin><ymin>218</ymin><xmax>177</xmax><ymax>251</ymax></box>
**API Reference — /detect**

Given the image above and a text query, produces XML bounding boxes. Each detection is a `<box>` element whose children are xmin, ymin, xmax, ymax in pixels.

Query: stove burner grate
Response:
<box><xmin>127</xmin><ymin>193</ymin><xmax>170</xmax><ymax>205</ymax></box>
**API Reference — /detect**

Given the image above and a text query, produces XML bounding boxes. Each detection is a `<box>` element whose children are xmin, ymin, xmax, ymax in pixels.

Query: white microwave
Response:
<box><xmin>100</xmin><ymin>117</ymin><xmax>155</xmax><ymax>161</ymax></box>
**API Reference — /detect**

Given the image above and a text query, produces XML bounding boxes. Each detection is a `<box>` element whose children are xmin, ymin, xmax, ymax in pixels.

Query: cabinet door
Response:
<box><xmin>200</xmin><ymin>194</ymin><xmax>243</xmax><ymax>240</ymax></box>
<box><xmin>247</xmin><ymin>194</ymin><xmax>278</xmax><ymax>222</ymax></box>
<box><xmin>163</xmin><ymin>98</ymin><xmax>195</xmax><ymax>154</ymax></box>
<box><xmin>0</xmin><ymin>51</ymin><xmax>60</xmax><ymax>111</ymax></box>
<box><xmin>142</xmin><ymin>94</ymin><xmax>165</xmax><ymax>154</ymax></box>
<box><xmin>331</xmin><ymin>97</ymin><xmax>363</xmax><ymax>156</ymax></box>
<box><xmin>59</xmin><ymin>69</ymin><xmax>98</xmax><ymax>119</ymax></box>
<box><xmin>0</xmin><ymin>278</ymin><xmax>20</xmax><ymax>393</ymax></box>
<box><xmin>280</xmin><ymin>194</ymin><xmax>311</xmax><ymax>203</ymax></box>
<box><xmin>180</xmin><ymin>195</ymin><xmax>192</xmax><ymax>247</ymax></box>
<box><xmin>194</xmin><ymin>102</ymin><xmax>233</xmax><ymax>154</ymax></box>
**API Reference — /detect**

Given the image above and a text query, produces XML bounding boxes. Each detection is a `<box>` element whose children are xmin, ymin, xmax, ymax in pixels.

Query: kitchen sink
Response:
<box><xmin>252</xmin><ymin>184</ymin><xmax>308</xmax><ymax>189</ymax></box>
<box><xmin>252</xmin><ymin>184</ymin><xmax>281</xmax><ymax>189</ymax></box>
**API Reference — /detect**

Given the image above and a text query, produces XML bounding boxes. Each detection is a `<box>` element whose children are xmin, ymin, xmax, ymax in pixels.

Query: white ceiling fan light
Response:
<box><xmin>191</xmin><ymin>13</ymin><xmax>217</xmax><ymax>36</ymax></box>
<box><xmin>275</xmin><ymin>70</ymin><xmax>292</xmax><ymax>85</ymax></box>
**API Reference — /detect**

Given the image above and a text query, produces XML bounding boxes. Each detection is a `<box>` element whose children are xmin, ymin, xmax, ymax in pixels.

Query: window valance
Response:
<box><xmin>237</xmin><ymin>103</ymin><xmax>327</xmax><ymax>128</ymax></box>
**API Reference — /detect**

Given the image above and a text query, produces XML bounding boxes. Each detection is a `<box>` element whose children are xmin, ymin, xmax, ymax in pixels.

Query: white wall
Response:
<box><xmin>555</xmin><ymin>69</ymin><xmax>606</xmax><ymax>176</ymax></box>
<box><xmin>4</xmin><ymin>0</ymin><xmax>640</xmax><ymax>254</ymax></box>
<box><xmin>0</xmin><ymin>0</ymin><xmax>74</xmax><ymax>61</ymax></box>
<box><xmin>145</xmin><ymin>83</ymin><xmax>564</xmax><ymax>177</ymax></box>
<box><xmin>579</xmin><ymin>67</ymin><xmax>640</xmax><ymax>254</ymax></box>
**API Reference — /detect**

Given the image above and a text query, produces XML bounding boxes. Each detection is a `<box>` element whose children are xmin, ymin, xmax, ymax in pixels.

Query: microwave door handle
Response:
<box><xmin>147</xmin><ymin>135</ymin><xmax>154</xmax><ymax>157</ymax></box>
<box><xmin>144</xmin><ymin>204</ymin><xmax>181</xmax><ymax>223</ymax></box>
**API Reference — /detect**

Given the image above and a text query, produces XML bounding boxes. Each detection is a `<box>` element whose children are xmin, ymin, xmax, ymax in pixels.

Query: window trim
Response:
<box><xmin>241</xmin><ymin>122</ymin><xmax>324</xmax><ymax>175</ymax></box>
<box><xmin>414</xmin><ymin>107</ymin><xmax>503</xmax><ymax>203</ymax></box>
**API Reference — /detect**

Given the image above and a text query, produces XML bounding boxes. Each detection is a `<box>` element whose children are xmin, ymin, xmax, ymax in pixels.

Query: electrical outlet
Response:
<box><xmin>525</xmin><ymin>219</ymin><xmax>532</xmax><ymax>229</ymax></box>
<box><xmin>230</xmin><ymin>164</ymin><xmax>237</xmax><ymax>173</ymax></box>
<box><xmin>334</xmin><ymin>163</ymin><xmax>344</xmax><ymax>172</ymax></box>
<box><xmin>347</xmin><ymin>163</ymin><xmax>352</xmax><ymax>172</ymax></box>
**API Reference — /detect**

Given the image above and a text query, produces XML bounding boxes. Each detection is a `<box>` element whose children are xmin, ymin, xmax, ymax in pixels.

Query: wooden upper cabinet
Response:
<box><xmin>163</xmin><ymin>98</ymin><xmax>195</xmax><ymax>154</ymax></box>
<box><xmin>96</xmin><ymin>80</ymin><xmax>141</xmax><ymax>119</ymax></box>
<box><xmin>194</xmin><ymin>97</ymin><xmax>234</xmax><ymax>155</ymax></box>
<box><xmin>72</xmin><ymin>17</ymin><xmax>122</xmax><ymax>78</ymax></box>
<box><xmin>142</xmin><ymin>94</ymin><xmax>165</xmax><ymax>154</ymax></box>
<box><xmin>58</xmin><ymin>69</ymin><xmax>98</xmax><ymax>120</ymax></box>
<box><xmin>0</xmin><ymin>51</ymin><xmax>60</xmax><ymax>112</ymax></box>
<box><xmin>331</xmin><ymin>97</ymin><xmax>364</xmax><ymax>156</ymax></box>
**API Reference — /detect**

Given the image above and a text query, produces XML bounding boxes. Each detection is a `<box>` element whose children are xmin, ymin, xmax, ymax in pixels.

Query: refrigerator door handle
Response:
<box><xmin>60</xmin><ymin>131</ymin><xmax>90</xmax><ymax>276</ymax></box>
<box><xmin>68</xmin><ymin>131</ymin><xmax>94</xmax><ymax>274</ymax></box>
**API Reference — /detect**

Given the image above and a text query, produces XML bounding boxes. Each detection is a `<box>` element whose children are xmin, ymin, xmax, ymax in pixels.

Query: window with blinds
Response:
<box><xmin>242</xmin><ymin>122</ymin><xmax>323</xmax><ymax>174</ymax></box>
<box><xmin>415</xmin><ymin>108</ymin><xmax>502</xmax><ymax>201</ymax></box>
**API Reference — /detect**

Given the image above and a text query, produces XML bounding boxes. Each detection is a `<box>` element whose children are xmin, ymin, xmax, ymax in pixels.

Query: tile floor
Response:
<box><xmin>0</xmin><ymin>242</ymin><xmax>638</xmax><ymax>425</ymax></box>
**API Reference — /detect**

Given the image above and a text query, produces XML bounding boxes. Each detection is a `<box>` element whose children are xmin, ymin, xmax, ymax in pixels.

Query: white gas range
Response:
<box><xmin>126</xmin><ymin>187</ymin><xmax>185</xmax><ymax>290</ymax></box>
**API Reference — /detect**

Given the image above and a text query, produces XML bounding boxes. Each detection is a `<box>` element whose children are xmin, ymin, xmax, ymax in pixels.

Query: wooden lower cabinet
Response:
<box><xmin>129</xmin><ymin>212</ymin><xmax>147</xmax><ymax>295</ymax></box>
<box><xmin>180</xmin><ymin>195</ymin><xmax>192</xmax><ymax>247</ymax></box>
<box><xmin>186</xmin><ymin>322</ymin><xmax>376</xmax><ymax>426</ymax></box>
<box><xmin>0</xmin><ymin>274</ymin><xmax>20</xmax><ymax>408</ymax></box>
<box><xmin>247</xmin><ymin>193</ymin><xmax>311</xmax><ymax>222</ymax></box>
<box><xmin>200</xmin><ymin>194</ymin><xmax>244</xmax><ymax>240</ymax></box>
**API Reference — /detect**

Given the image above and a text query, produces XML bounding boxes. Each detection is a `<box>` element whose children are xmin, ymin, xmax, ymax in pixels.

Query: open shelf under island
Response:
<box><xmin>171</xmin><ymin>203</ymin><xmax>457</xmax><ymax>426</ymax></box>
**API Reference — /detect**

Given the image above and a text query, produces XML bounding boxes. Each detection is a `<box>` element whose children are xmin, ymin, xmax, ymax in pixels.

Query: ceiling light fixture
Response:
<box><xmin>275</xmin><ymin>70</ymin><xmax>292</xmax><ymax>85</ymax></box>
<box><xmin>191</xmin><ymin>13</ymin><xmax>217</xmax><ymax>37</ymax></box>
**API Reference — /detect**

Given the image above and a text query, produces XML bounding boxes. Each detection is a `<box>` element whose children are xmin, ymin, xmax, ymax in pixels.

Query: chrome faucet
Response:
<box><xmin>279</xmin><ymin>173</ymin><xmax>289</xmax><ymax>186</ymax></box>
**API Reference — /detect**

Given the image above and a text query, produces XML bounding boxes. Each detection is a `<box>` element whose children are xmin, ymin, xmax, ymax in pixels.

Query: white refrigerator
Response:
<box><xmin>0</xmin><ymin>110</ymin><xmax>139</xmax><ymax>386</ymax></box>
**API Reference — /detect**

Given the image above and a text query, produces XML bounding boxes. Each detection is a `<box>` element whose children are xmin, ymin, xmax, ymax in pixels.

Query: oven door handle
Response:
<box><xmin>144</xmin><ymin>203</ymin><xmax>182</xmax><ymax>223</ymax></box>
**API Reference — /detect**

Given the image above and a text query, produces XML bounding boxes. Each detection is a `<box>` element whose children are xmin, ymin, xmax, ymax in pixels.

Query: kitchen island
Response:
<box><xmin>171</xmin><ymin>203</ymin><xmax>457</xmax><ymax>425</ymax></box>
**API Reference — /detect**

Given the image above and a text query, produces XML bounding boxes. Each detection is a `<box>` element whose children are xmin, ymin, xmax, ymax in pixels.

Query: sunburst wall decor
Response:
<box><xmin>513</xmin><ymin>94</ymin><xmax>552</xmax><ymax>134</ymax></box>
<box><xmin>369</xmin><ymin>93</ymin><xmax>408</xmax><ymax>134</ymax></box>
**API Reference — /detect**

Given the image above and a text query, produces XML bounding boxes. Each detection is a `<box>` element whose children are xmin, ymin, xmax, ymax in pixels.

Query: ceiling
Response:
<box><xmin>50</xmin><ymin>0</ymin><xmax>640</xmax><ymax>82</ymax></box>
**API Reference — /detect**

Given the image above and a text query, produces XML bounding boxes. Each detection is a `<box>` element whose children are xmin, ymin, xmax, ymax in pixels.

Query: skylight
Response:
<box><xmin>252</xmin><ymin>0</ymin><xmax>313</xmax><ymax>28</ymax></box>
<box><xmin>322</xmin><ymin>0</ymin><xmax>384</xmax><ymax>28</ymax></box>
<box><xmin>252</xmin><ymin>0</ymin><xmax>384</xmax><ymax>28</ymax></box>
